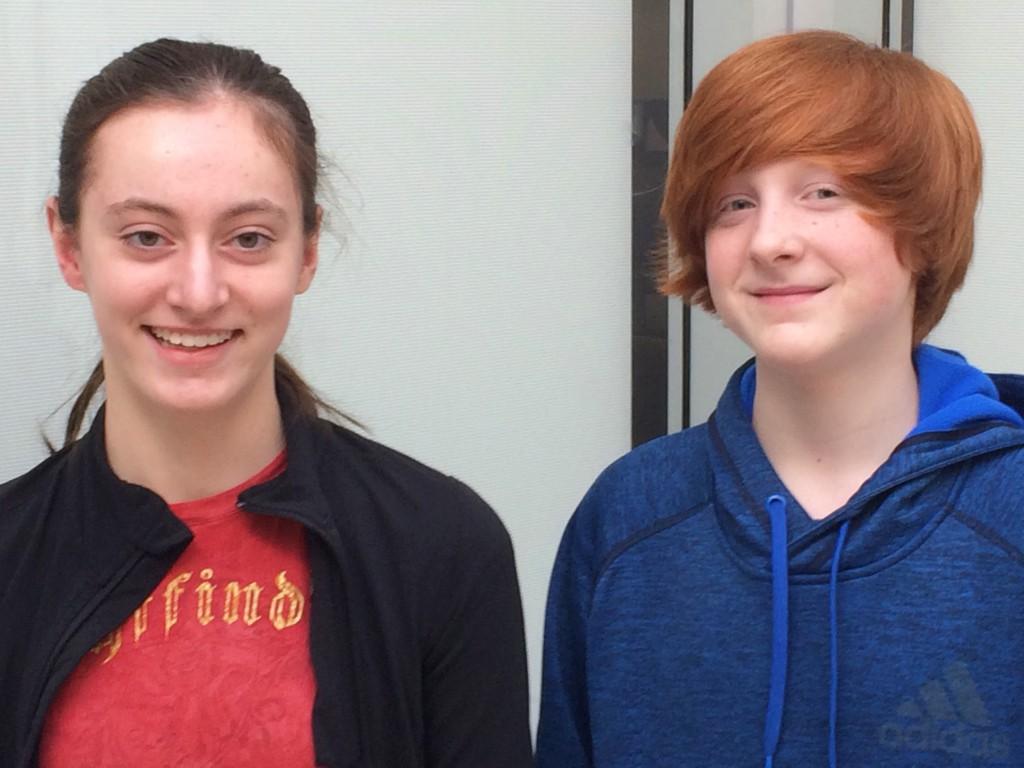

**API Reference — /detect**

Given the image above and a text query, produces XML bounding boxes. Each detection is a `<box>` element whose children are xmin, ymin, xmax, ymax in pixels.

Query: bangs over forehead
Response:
<box><xmin>661</xmin><ymin>30</ymin><xmax>981</xmax><ymax>342</ymax></box>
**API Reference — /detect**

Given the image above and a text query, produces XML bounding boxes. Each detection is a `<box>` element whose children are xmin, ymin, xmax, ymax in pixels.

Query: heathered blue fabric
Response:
<box><xmin>538</xmin><ymin>345</ymin><xmax>1024</xmax><ymax>767</ymax></box>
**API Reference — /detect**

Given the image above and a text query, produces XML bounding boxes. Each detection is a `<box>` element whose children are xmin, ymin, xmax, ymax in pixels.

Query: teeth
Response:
<box><xmin>149</xmin><ymin>327</ymin><xmax>233</xmax><ymax>348</ymax></box>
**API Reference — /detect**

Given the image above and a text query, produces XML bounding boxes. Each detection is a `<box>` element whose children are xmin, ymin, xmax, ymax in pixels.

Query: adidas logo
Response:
<box><xmin>878</xmin><ymin>661</ymin><xmax>1009</xmax><ymax>762</ymax></box>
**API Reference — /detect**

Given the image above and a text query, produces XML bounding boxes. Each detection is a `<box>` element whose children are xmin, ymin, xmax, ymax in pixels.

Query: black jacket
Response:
<box><xmin>0</xmin><ymin>399</ymin><xmax>533</xmax><ymax>767</ymax></box>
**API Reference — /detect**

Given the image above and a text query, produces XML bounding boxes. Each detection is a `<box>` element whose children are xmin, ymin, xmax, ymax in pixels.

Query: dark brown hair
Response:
<box><xmin>53</xmin><ymin>38</ymin><xmax>350</xmax><ymax>448</ymax></box>
<box><xmin>659</xmin><ymin>30</ymin><xmax>982</xmax><ymax>344</ymax></box>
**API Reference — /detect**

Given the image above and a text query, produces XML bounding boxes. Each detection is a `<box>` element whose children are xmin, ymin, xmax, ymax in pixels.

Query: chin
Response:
<box><xmin>145</xmin><ymin>379</ymin><xmax>253</xmax><ymax>416</ymax></box>
<box><xmin>748</xmin><ymin>335</ymin><xmax>838</xmax><ymax>372</ymax></box>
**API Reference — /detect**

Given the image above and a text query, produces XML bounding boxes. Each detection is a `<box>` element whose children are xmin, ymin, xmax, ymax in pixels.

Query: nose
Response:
<box><xmin>166</xmin><ymin>241</ymin><xmax>229</xmax><ymax>317</ymax></box>
<box><xmin>748</xmin><ymin>201</ymin><xmax>805</xmax><ymax>265</ymax></box>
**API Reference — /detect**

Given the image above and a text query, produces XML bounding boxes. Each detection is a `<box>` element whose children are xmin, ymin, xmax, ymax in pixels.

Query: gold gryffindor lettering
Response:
<box><xmin>133</xmin><ymin>595</ymin><xmax>154</xmax><ymax>642</ymax></box>
<box><xmin>164</xmin><ymin>572</ymin><xmax>192</xmax><ymax>637</ymax></box>
<box><xmin>269</xmin><ymin>570</ymin><xmax>305</xmax><ymax>630</ymax></box>
<box><xmin>196</xmin><ymin>568</ymin><xmax>216</xmax><ymax>626</ymax></box>
<box><xmin>90</xmin><ymin>628</ymin><xmax>123</xmax><ymax>664</ymax></box>
<box><xmin>223</xmin><ymin>581</ymin><xmax>263</xmax><ymax>626</ymax></box>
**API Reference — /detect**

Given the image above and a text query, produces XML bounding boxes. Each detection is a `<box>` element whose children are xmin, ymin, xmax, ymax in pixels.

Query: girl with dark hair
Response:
<box><xmin>0</xmin><ymin>39</ymin><xmax>531</xmax><ymax>768</ymax></box>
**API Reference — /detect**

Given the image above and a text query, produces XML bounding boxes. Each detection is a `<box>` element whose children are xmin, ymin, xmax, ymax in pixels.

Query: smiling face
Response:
<box><xmin>49</xmin><ymin>97</ymin><xmax>317</xmax><ymax>418</ymax></box>
<box><xmin>704</xmin><ymin>158</ymin><xmax>915</xmax><ymax>372</ymax></box>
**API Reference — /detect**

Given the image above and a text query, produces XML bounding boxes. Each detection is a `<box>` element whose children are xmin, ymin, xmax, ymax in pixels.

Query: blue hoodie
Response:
<box><xmin>537</xmin><ymin>346</ymin><xmax>1024</xmax><ymax>767</ymax></box>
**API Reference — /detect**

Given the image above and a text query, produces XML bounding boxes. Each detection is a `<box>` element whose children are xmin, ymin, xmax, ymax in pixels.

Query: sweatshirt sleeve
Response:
<box><xmin>420</xmin><ymin>480</ymin><xmax>533</xmax><ymax>768</ymax></box>
<box><xmin>536</xmin><ymin>501</ymin><xmax>600</xmax><ymax>768</ymax></box>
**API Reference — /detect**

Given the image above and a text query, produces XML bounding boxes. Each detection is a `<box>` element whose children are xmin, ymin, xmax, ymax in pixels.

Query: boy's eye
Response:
<box><xmin>233</xmin><ymin>232</ymin><xmax>271</xmax><ymax>250</ymax></box>
<box><xmin>719</xmin><ymin>198</ymin><xmax>754</xmax><ymax>213</ymax></box>
<box><xmin>124</xmin><ymin>230</ymin><xmax>165</xmax><ymax>248</ymax></box>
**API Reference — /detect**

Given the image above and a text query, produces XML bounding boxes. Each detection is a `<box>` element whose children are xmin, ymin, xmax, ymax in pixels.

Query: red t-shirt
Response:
<box><xmin>39</xmin><ymin>452</ymin><xmax>318</xmax><ymax>768</ymax></box>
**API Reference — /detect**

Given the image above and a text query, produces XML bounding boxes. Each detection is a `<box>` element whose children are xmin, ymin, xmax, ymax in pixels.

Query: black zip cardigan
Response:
<box><xmin>0</xmin><ymin>397</ymin><xmax>532</xmax><ymax>767</ymax></box>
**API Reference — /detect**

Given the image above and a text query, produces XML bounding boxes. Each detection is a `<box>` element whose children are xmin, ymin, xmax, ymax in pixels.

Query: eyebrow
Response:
<box><xmin>105</xmin><ymin>197</ymin><xmax>289</xmax><ymax>223</ymax></box>
<box><xmin>222</xmin><ymin>199</ymin><xmax>290</xmax><ymax>222</ymax></box>
<box><xmin>106</xmin><ymin>198</ymin><xmax>176</xmax><ymax>218</ymax></box>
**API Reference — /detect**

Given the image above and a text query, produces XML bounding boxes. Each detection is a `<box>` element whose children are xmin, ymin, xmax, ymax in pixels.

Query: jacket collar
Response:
<box><xmin>72</xmin><ymin>387</ymin><xmax>341</xmax><ymax>555</ymax></box>
<box><xmin>71</xmin><ymin>407</ymin><xmax>191</xmax><ymax>555</ymax></box>
<box><xmin>237</xmin><ymin>387</ymin><xmax>344</xmax><ymax>554</ymax></box>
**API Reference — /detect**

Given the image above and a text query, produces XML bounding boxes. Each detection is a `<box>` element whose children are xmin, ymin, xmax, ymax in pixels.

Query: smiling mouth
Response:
<box><xmin>753</xmin><ymin>286</ymin><xmax>825</xmax><ymax>296</ymax></box>
<box><xmin>752</xmin><ymin>286</ymin><xmax>827</xmax><ymax>300</ymax></box>
<box><xmin>145</xmin><ymin>326</ymin><xmax>239</xmax><ymax>349</ymax></box>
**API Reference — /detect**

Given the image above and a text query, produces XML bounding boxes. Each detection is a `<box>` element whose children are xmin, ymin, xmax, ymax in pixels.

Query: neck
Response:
<box><xmin>752</xmin><ymin>347</ymin><xmax>918</xmax><ymax>520</ymax></box>
<box><xmin>103</xmin><ymin>382</ymin><xmax>285</xmax><ymax>504</ymax></box>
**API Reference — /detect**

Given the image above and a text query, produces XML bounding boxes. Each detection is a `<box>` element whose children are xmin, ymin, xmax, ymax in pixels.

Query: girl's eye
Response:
<box><xmin>811</xmin><ymin>187</ymin><xmax>840</xmax><ymax>200</ymax></box>
<box><xmin>124</xmin><ymin>230</ymin><xmax>165</xmax><ymax>248</ymax></box>
<box><xmin>233</xmin><ymin>232</ymin><xmax>271</xmax><ymax>250</ymax></box>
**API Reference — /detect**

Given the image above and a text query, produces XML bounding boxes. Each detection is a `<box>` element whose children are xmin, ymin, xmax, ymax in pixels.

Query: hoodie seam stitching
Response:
<box><xmin>592</xmin><ymin>500</ymin><xmax>711</xmax><ymax>588</ymax></box>
<box><xmin>949</xmin><ymin>510</ymin><xmax>1024</xmax><ymax>568</ymax></box>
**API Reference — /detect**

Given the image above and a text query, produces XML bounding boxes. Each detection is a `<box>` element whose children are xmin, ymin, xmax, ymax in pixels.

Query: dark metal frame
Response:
<box><xmin>681</xmin><ymin>0</ymin><xmax>694</xmax><ymax>430</ymax></box>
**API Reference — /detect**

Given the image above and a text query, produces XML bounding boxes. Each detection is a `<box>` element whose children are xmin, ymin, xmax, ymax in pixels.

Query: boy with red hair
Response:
<box><xmin>538</xmin><ymin>31</ymin><xmax>1024</xmax><ymax>767</ymax></box>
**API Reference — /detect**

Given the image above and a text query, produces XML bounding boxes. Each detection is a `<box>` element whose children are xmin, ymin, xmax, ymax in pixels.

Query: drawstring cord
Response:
<box><xmin>763</xmin><ymin>495</ymin><xmax>850</xmax><ymax>768</ymax></box>
<box><xmin>763</xmin><ymin>494</ymin><xmax>789</xmax><ymax>768</ymax></box>
<box><xmin>828</xmin><ymin>521</ymin><xmax>850</xmax><ymax>768</ymax></box>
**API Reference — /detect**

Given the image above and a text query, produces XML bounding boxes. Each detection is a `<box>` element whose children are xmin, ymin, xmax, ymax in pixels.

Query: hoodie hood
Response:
<box><xmin>739</xmin><ymin>345</ymin><xmax>1024</xmax><ymax>439</ymax></box>
<box><xmin>713</xmin><ymin>344</ymin><xmax>1024</xmax><ymax>577</ymax></box>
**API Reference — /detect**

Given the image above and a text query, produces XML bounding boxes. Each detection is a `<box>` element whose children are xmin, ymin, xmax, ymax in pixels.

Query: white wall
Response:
<box><xmin>914</xmin><ymin>1</ymin><xmax>1024</xmax><ymax>371</ymax></box>
<box><xmin>0</xmin><ymin>1</ymin><xmax>632</xmax><ymax>730</ymax></box>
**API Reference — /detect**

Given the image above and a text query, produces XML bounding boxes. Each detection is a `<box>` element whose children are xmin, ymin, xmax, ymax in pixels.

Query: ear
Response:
<box><xmin>46</xmin><ymin>197</ymin><xmax>87</xmax><ymax>292</ymax></box>
<box><xmin>295</xmin><ymin>205</ymin><xmax>321</xmax><ymax>295</ymax></box>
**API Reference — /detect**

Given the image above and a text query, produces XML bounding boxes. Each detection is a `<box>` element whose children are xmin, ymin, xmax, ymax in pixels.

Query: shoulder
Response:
<box><xmin>560</xmin><ymin>424</ymin><xmax>714</xmax><ymax>572</ymax></box>
<box><xmin>953</xmin><ymin>441</ymin><xmax>1024</xmax><ymax>556</ymax></box>
<box><xmin>307</xmin><ymin>422</ymin><xmax>520</xmax><ymax>642</ymax></box>
<box><xmin>0</xmin><ymin>446</ymin><xmax>73</xmax><ymax>523</ymax></box>
<box><xmin>309</xmin><ymin>419</ymin><xmax>510</xmax><ymax>551</ymax></box>
<box><xmin>0</xmin><ymin>447</ymin><xmax>78</xmax><ymax>593</ymax></box>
